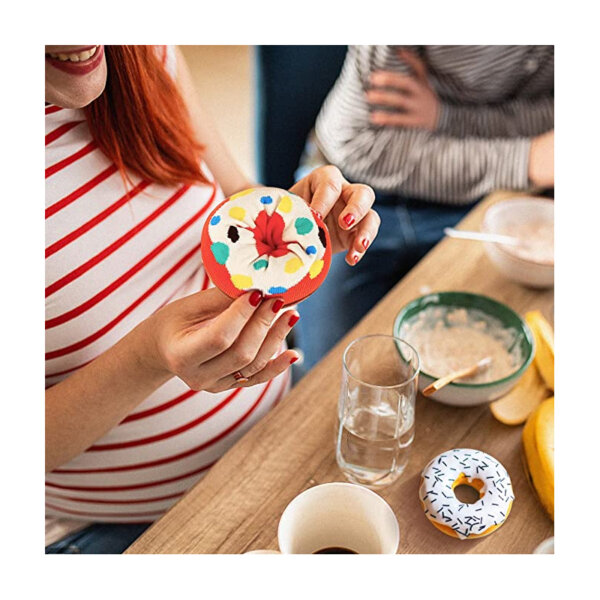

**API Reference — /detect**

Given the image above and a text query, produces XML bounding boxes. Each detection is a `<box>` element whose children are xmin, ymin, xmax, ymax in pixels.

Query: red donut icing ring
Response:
<box><xmin>201</xmin><ymin>187</ymin><xmax>332</xmax><ymax>305</ymax></box>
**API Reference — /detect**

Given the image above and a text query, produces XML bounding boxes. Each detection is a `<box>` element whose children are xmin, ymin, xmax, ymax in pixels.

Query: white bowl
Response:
<box><xmin>482</xmin><ymin>197</ymin><xmax>554</xmax><ymax>289</ymax></box>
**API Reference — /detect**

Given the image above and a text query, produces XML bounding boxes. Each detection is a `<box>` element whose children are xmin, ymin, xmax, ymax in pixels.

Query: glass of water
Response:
<box><xmin>336</xmin><ymin>334</ymin><xmax>420</xmax><ymax>488</ymax></box>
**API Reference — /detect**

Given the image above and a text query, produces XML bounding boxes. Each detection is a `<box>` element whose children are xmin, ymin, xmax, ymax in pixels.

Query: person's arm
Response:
<box><xmin>527</xmin><ymin>129</ymin><xmax>554</xmax><ymax>188</ymax></box>
<box><xmin>46</xmin><ymin>289</ymin><xmax>299</xmax><ymax>472</ymax></box>
<box><xmin>173</xmin><ymin>47</ymin><xmax>254</xmax><ymax>197</ymax></box>
<box><xmin>436</xmin><ymin>96</ymin><xmax>554</xmax><ymax>139</ymax></box>
<box><xmin>316</xmin><ymin>108</ymin><xmax>535</xmax><ymax>201</ymax></box>
<box><xmin>367</xmin><ymin>49</ymin><xmax>554</xmax><ymax>140</ymax></box>
<box><xmin>46</xmin><ymin>322</ymin><xmax>171</xmax><ymax>472</ymax></box>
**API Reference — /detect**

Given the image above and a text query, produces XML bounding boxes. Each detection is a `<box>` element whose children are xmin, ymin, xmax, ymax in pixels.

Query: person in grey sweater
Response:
<box><xmin>295</xmin><ymin>45</ymin><xmax>554</xmax><ymax>370</ymax></box>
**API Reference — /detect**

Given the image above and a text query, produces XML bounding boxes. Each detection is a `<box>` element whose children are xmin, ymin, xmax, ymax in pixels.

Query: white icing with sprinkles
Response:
<box><xmin>419</xmin><ymin>448</ymin><xmax>514</xmax><ymax>540</ymax></box>
<box><xmin>207</xmin><ymin>187</ymin><xmax>327</xmax><ymax>295</ymax></box>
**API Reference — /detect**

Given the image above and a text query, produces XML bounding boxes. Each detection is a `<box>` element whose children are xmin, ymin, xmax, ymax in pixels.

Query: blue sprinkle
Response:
<box><xmin>268</xmin><ymin>286</ymin><xmax>287</xmax><ymax>294</ymax></box>
<box><xmin>260</xmin><ymin>195</ymin><xmax>273</xmax><ymax>205</ymax></box>
<box><xmin>210</xmin><ymin>215</ymin><xmax>221</xmax><ymax>225</ymax></box>
<box><xmin>305</xmin><ymin>245</ymin><xmax>317</xmax><ymax>255</ymax></box>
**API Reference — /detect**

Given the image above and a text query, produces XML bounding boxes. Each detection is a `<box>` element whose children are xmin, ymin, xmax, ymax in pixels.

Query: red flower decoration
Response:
<box><xmin>251</xmin><ymin>210</ymin><xmax>290</xmax><ymax>258</ymax></box>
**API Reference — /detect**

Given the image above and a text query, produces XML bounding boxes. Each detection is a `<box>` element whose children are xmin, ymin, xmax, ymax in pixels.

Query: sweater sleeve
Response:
<box><xmin>437</xmin><ymin>95</ymin><xmax>554</xmax><ymax>138</ymax></box>
<box><xmin>316</xmin><ymin>112</ymin><xmax>532</xmax><ymax>203</ymax></box>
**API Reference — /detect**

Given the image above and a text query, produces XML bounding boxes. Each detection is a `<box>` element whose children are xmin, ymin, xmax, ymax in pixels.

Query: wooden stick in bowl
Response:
<box><xmin>422</xmin><ymin>357</ymin><xmax>492</xmax><ymax>397</ymax></box>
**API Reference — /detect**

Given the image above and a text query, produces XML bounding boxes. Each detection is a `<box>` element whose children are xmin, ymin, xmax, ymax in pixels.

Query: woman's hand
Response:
<box><xmin>140</xmin><ymin>288</ymin><xmax>299</xmax><ymax>393</ymax></box>
<box><xmin>528</xmin><ymin>130</ymin><xmax>554</xmax><ymax>188</ymax></box>
<box><xmin>367</xmin><ymin>48</ymin><xmax>440</xmax><ymax>131</ymax></box>
<box><xmin>289</xmin><ymin>166</ymin><xmax>381</xmax><ymax>266</ymax></box>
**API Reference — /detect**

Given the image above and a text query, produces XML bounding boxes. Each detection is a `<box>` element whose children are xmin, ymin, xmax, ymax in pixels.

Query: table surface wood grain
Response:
<box><xmin>127</xmin><ymin>192</ymin><xmax>554</xmax><ymax>554</ymax></box>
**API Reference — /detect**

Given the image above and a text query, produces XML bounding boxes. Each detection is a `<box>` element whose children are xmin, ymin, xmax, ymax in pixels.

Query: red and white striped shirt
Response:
<box><xmin>45</xmin><ymin>47</ymin><xmax>289</xmax><ymax>526</ymax></box>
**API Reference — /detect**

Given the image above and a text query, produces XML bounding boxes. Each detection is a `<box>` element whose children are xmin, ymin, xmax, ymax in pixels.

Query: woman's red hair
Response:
<box><xmin>84</xmin><ymin>45</ymin><xmax>207</xmax><ymax>187</ymax></box>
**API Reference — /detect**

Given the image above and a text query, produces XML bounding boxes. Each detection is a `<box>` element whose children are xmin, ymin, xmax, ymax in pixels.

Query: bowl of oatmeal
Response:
<box><xmin>393</xmin><ymin>292</ymin><xmax>535</xmax><ymax>406</ymax></box>
<box><xmin>482</xmin><ymin>197</ymin><xmax>554</xmax><ymax>288</ymax></box>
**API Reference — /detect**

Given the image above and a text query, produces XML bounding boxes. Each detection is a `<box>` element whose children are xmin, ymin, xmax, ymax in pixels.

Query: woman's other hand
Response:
<box><xmin>367</xmin><ymin>48</ymin><xmax>440</xmax><ymax>131</ymax></box>
<box><xmin>140</xmin><ymin>288</ymin><xmax>299</xmax><ymax>393</ymax></box>
<box><xmin>529</xmin><ymin>130</ymin><xmax>554</xmax><ymax>188</ymax></box>
<box><xmin>289</xmin><ymin>166</ymin><xmax>380</xmax><ymax>266</ymax></box>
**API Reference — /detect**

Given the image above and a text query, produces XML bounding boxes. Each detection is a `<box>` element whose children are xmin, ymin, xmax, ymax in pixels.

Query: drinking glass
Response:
<box><xmin>336</xmin><ymin>334</ymin><xmax>420</xmax><ymax>488</ymax></box>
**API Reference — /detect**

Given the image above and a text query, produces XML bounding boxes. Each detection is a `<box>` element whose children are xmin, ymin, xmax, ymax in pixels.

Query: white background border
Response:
<box><xmin>2</xmin><ymin>0</ymin><xmax>598</xmax><ymax>597</ymax></box>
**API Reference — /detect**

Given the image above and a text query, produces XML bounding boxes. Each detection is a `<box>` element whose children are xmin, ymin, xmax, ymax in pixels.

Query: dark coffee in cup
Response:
<box><xmin>313</xmin><ymin>546</ymin><xmax>357</xmax><ymax>554</ymax></box>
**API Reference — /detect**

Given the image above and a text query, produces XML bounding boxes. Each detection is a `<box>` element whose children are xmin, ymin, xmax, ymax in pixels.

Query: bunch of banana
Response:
<box><xmin>522</xmin><ymin>397</ymin><xmax>554</xmax><ymax>520</ymax></box>
<box><xmin>490</xmin><ymin>310</ymin><xmax>554</xmax><ymax>425</ymax></box>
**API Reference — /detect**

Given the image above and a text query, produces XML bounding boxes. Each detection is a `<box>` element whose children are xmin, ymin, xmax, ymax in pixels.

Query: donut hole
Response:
<box><xmin>453</xmin><ymin>484</ymin><xmax>480</xmax><ymax>504</ymax></box>
<box><xmin>452</xmin><ymin>473</ymin><xmax>484</xmax><ymax>505</ymax></box>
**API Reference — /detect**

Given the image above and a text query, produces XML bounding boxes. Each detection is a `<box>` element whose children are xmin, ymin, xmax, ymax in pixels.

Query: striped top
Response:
<box><xmin>45</xmin><ymin>46</ymin><xmax>289</xmax><ymax>527</ymax></box>
<box><xmin>314</xmin><ymin>45</ymin><xmax>554</xmax><ymax>203</ymax></box>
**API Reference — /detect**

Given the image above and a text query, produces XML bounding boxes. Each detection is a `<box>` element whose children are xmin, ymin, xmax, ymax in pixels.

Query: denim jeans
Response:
<box><xmin>45</xmin><ymin>523</ymin><xmax>151</xmax><ymax>554</ymax></box>
<box><xmin>294</xmin><ymin>196</ymin><xmax>478</xmax><ymax>375</ymax></box>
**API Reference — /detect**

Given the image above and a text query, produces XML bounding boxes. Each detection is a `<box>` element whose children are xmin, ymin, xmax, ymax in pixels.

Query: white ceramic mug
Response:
<box><xmin>275</xmin><ymin>482</ymin><xmax>400</xmax><ymax>554</ymax></box>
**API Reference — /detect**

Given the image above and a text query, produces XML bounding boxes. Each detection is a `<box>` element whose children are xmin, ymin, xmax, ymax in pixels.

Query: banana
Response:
<box><xmin>525</xmin><ymin>311</ymin><xmax>554</xmax><ymax>391</ymax></box>
<box><xmin>490</xmin><ymin>362</ymin><xmax>549</xmax><ymax>425</ymax></box>
<box><xmin>522</xmin><ymin>397</ymin><xmax>554</xmax><ymax>520</ymax></box>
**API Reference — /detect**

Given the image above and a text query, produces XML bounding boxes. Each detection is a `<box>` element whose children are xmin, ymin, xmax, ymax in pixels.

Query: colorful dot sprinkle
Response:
<box><xmin>305</xmin><ymin>245</ymin><xmax>317</xmax><ymax>255</ymax></box>
<box><xmin>277</xmin><ymin>195</ymin><xmax>292</xmax><ymax>213</ymax></box>
<box><xmin>260</xmin><ymin>195</ymin><xmax>273</xmax><ymax>205</ymax></box>
<box><xmin>268</xmin><ymin>286</ymin><xmax>287</xmax><ymax>294</ymax></box>
<box><xmin>309</xmin><ymin>259</ymin><xmax>324</xmax><ymax>279</ymax></box>
<box><xmin>210</xmin><ymin>215</ymin><xmax>221</xmax><ymax>226</ymax></box>
<box><xmin>229</xmin><ymin>206</ymin><xmax>246</xmax><ymax>221</ymax></box>
<box><xmin>284</xmin><ymin>257</ymin><xmax>303</xmax><ymax>274</ymax></box>
<box><xmin>294</xmin><ymin>217</ymin><xmax>313</xmax><ymax>235</ymax></box>
<box><xmin>230</xmin><ymin>188</ymin><xmax>254</xmax><ymax>201</ymax></box>
<box><xmin>253</xmin><ymin>258</ymin><xmax>268</xmax><ymax>270</ymax></box>
<box><xmin>231</xmin><ymin>274</ymin><xmax>253</xmax><ymax>290</ymax></box>
<box><xmin>211</xmin><ymin>242</ymin><xmax>229</xmax><ymax>265</ymax></box>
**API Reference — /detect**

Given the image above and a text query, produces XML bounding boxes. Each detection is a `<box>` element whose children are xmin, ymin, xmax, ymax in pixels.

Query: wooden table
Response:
<box><xmin>127</xmin><ymin>192</ymin><xmax>554</xmax><ymax>554</ymax></box>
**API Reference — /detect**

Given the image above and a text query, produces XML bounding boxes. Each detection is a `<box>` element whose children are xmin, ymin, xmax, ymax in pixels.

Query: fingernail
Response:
<box><xmin>288</xmin><ymin>313</ymin><xmax>300</xmax><ymax>327</ymax></box>
<box><xmin>343</xmin><ymin>213</ymin><xmax>355</xmax><ymax>228</ymax></box>
<box><xmin>313</xmin><ymin>209</ymin><xmax>323</xmax><ymax>220</ymax></box>
<box><xmin>289</xmin><ymin>355</ymin><xmax>299</xmax><ymax>365</ymax></box>
<box><xmin>249</xmin><ymin>291</ymin><xmax>263</xmax><ymax>307</ymax></box>
<box><xmin>272</xmin><ymin>298</ymin><xmax>284</xmax><ymax>313</ymax></box>
<box><xmin>362</xmin><ymin>238</ymin><xmax>370</xmax><ymax>249</ymax></box>
<box><xmin>353</xmin><ymin>253</ymin><xmax>359</xmax><ymax>265</ymax></box>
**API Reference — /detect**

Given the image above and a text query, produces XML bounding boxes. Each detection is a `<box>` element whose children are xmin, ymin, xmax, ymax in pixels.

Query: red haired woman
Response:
<box><xmin>45</xmin><ymin>45</ymin><xmax>379</xmax><ymax>553</ymax></box>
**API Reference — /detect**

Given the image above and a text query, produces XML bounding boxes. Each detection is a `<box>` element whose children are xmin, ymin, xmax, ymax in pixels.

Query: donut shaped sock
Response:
<box><xmin>419</xmin><ymin>448</ymin><xmax>515</xmax><ymax>540</ymax></box>
<box><xmin>201</xmin><ymin>187</ymin><xmax>332</xmax><ymax>305</ymax></box>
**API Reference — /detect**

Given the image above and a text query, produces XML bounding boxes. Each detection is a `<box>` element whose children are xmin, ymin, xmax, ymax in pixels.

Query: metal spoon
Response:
<box><xmin>444</xmin><ymin>227</ymin><xmax>523</xmax><ymax>247</ymax></box>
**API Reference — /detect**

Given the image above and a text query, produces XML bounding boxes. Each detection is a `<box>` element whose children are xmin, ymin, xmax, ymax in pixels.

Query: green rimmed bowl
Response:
<box><xmin>393</xmin><ymin>292</ymin><xmax>535</xmax><ymax>407</ymax></box>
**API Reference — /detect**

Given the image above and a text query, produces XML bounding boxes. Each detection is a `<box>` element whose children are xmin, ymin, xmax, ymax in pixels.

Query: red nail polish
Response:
<box><xmin>272</xmin><ymin>299</ymin><xmax>284</xmax><ymax>313</ymax></box>
<box><xmin>313</xmin><ymin>209</ymin><xmax>323</xmax><ymax>220</ymax></box>
<box><xmin>249</xmin><ymin>291</ymin><xmax>263</xmax><ymax>307</ymax></box>
<box><xmin>362</xmin><ymin>238</ymin><xmax>370</xmax><ymax>249</ymax></box>
<box><xmin>288</xmin><ymin>314</ymin><xmax>300</xmax><ymax>327</ymax></box>
<box><xmin>289</xmin><ymin>355</ymin><xmax>299</xmax><ymax>365</ymax></box>
<box><xmin>353</xmin><ymin>253</ymin><xmax>359</xmax><ymax>265</ymax></box>
<box><xmin>343</xmin><ymin>213</ymin><xmax>355</xmax><ymax>228</ymax></box>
